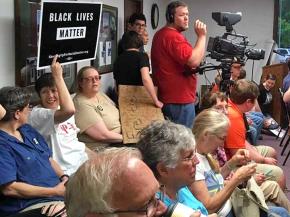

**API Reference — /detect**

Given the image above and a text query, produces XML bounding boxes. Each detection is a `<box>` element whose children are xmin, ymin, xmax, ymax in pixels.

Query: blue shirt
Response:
<box><xmin>282</xmin><ymin>73</ymin><xmax>290</xmax><ymax>93</ymax></box>
<box><xmin>0</xmin><ymin>124</ymin><xmax>63</xmax><ymax>216</ymax></box>
<box><xmin>158</xmin><ymin>186</ymin><xmax>208</xmax><ymax>216</ymax></box>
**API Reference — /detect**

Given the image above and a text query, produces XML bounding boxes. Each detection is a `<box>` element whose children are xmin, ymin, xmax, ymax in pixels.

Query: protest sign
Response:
<box><xmin>118</xmin><ymin>85</ymin><xmax>164</xmax><ymax>144</ymax></box>
<box><xmin>37</xmin><ymin>1</ymin><xmax>102</xmax><ymax>69</ymax></box>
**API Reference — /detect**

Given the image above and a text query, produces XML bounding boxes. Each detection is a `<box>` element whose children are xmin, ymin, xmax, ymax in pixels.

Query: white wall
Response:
<box><xmin>0</xmin><ymin>0</ymin><xmax>274</xmax><ymax>92</ymax></box>
<box><xmin>182</xmin><ymin>0</ymin><xmax>274</xmax><ymax>89</ymax></box>
<box><xmin>0</xmin><ymin>0</ymin><xmax>15</xmax><ymax>87</ymax></box>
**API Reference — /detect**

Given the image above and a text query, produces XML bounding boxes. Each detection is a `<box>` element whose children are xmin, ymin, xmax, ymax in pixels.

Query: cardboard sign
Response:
<box><xmin>118</xmin><ymin>85</ymin><xmax>164</xmax><ymax>144</ymax></box>
<box><xmin>37</xmin><ymin>1</ymin><xmax>102</xmax><ymax>69</ymax></box>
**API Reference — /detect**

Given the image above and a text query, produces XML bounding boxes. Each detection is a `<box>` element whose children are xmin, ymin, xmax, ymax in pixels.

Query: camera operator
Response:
<box><xmin>151</xmin><ymin>1</ymin><xmax>207</xmax><ymax>128</ymax></box>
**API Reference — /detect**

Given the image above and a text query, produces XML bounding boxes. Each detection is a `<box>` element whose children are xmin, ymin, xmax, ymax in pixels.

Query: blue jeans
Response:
<box><xmin>226</xmin><ymin>209</ymin><xmax>236</xmax><ymax>217</ymax></box>
<box><xmin>247</xmin><ymin>111</ymin><xmax>265</xmax><ymax>145</ymax></box>
<box><xmin>268</xmin><ymin>206</ymin><xmax>290</xmax><ymax>217</ymax></box>
<box><xmin>162</xmin><ymin>103</ymin><xmax>195</xmax><ymax>128</ymax></box>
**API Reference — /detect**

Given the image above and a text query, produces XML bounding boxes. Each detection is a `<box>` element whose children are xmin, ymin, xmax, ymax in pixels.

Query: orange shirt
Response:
<box><xmin>225</xmin><ymin>99</ymin><xmax>246</xmax><ymax>158</ymax></box>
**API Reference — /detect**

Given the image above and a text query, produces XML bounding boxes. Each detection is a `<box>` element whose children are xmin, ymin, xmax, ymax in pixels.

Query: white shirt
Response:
<box><xmin>28</xmin><ymin>106</ymin><xmax>88</xmax><ymax>175</ymax></box>
<box><xmin>195</xmin><ymin>153</ymin><xmax>232</xmax><ymax>217</ymax></box>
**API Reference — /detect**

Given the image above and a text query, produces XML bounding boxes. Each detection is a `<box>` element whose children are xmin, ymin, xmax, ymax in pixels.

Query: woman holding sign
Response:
<box><xmin>113</xmin><ymin>31</ymin><xmax>163</xmax><ymax>108</ymax></box>
<box><xmin>73</xmin><ymin>66</ymin><xmax>123</xmax><ymax>152</ymax></box>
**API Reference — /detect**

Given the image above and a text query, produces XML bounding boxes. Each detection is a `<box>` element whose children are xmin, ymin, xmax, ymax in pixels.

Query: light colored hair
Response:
<box><xmin>192</xmin><ymin>109</ymin><xmax>229</xmax><ymax>140</ymax></box>
<box><xmin>137</xmin><ymin>120</ymin><xmax>196</xmax><ymax>177</ymax></box>
<box><xmin>65</xmin><ymin>147</ymin><xmax>142</xmax><ymax>217</ymax></box>
<box><xmin>76</xmin><ymin>66</ymin><xmax>98</xmax><ymax>92</ymax></box>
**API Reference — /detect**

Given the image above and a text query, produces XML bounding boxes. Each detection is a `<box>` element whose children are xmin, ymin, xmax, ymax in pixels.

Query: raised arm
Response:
<box><xmin>51</xmin><ymin>55</ymin><xmax>75</xmax><ymax>123</ymax></box>
<box><xmin>187</xmin><ymin>20</ymin><xmax>207</xmax><ymax>68</ymax></box>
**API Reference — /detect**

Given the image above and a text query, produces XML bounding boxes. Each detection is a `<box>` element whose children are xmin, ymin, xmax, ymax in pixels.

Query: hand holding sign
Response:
<box><xmin>51</xmin><ymin>55</ymin><xmax>63</xmax><ymax>79</ymax></box>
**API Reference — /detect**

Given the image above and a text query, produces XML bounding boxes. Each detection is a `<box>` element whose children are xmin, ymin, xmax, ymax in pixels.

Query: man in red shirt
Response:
<box><xmin>151</xmin><ymin>1</ymin><xmax>207</xmax><ymax>128</ymax></box>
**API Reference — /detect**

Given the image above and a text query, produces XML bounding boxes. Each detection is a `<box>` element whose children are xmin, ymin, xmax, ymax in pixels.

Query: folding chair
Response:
<box><xmin>277</xmin><ymin>88</ymin><xmax>290</xmax><ymax>146</ymax></box>
<box><xmin>283</xmin><ymin>147</ymin><xmax>290</xmax><ymax>165</ymax></box>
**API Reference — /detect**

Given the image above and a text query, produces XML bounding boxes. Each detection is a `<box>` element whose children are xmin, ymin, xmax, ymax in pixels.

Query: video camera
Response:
<box><xmin>197</xmin><ymin>12</ymin><xmax>265</xmax><ymax>92</ymax></box>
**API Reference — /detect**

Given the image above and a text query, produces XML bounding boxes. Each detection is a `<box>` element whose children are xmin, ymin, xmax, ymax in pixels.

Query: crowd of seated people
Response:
<box><xmin>191</xmin><ymin>109</ymin><xmax>290</xmax><ymax>217</ymax></box>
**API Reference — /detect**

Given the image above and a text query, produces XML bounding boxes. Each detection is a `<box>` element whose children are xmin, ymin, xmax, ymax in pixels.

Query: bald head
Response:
<box><xmin>65</xmin><ymin>147</ymin><xmax>159</xmax><ymax>217</ymax></box>
<box><xmin>112</xmin><ymin>158</ymin><xmax>159</xmax><ymax>210</ymax></box>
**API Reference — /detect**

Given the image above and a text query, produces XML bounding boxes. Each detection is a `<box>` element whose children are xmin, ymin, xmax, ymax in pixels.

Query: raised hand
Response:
<box><xmin>233</xmin><ymin>163</ymin><xmax>257</xmax><ymax>183</ymax></box>
<box><xmin>194</xmin><ymin>19</ymin><xmax>207</xmax><ymax>37</ymax></box>
<box><xmin>51</xmin><ymin>55</ymin><xmax>63</xmax><ymax>79</ymax></box>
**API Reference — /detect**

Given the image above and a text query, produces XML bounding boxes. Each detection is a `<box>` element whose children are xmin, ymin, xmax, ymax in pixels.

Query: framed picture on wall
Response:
<box><xmin>14</xmin><ymin>0</ymin><xmax>77</xmax><ymax>104</ymax></box>
<box><xmin>91</xmin><ymin>5</ymin><xmax>118</xmax><ymax>74</ymax></box>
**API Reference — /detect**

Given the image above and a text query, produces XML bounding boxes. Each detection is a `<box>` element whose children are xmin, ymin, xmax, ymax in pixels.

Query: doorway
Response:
<box><xmin>124</xmin><ymin>0</ymin><xmax>143</xmax><ymax>31</ymax></box>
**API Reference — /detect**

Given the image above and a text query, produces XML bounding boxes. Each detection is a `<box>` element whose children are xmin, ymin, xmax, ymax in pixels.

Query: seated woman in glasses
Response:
<box><xmin>73</xmin><ymin>66</ymin><xmax>123</xmax><ymax>152</ymax></box>
<box><xmin>0</xmin><ymin>86</ymin><xmax>66</xmax><ymax>217</ymax></box>
<box><xmin>137</xmin><ymin>120</ymin><xmax>217</xmax><ymax>217</ymax></box>
<box><xmin>190</xmin><ymin>109</ymin><xmax>290</xmax><ymax>217</ymax></box>
<box><xmin>113</xmin><ymin>31</ymin><xmax>163</xmax><ymax>108</ymax></box>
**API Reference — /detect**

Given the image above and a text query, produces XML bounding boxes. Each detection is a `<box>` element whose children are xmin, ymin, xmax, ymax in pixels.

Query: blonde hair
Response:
<box><xmin>192</xmin><ymin>109</ymin><xmax>229</xmax><ymax>173</ymax></box>
<box><xmin>192</xmin><ymin>109</ymin><xmax>229</xmax><ymax>140</ymax></box>
<box><xmin>192</xmin><ymin>109</ymin><xmax>230</xmax><ymax>173</ymax></box>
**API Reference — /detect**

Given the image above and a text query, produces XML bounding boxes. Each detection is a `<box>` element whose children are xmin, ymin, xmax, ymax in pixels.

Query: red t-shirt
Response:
<box><xmin>224</xmin><ymin>99</ymin><xmax>246</xmax><ymax>158</ymax></box>
<box><xmin>151</xmin><ymin>27</ymin><xmax>196</xmax><ymax>104</ymax></box>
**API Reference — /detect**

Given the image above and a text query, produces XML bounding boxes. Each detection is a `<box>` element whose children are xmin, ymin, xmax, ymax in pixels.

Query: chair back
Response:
<box><xmin>278</xmin><ymin>87</ymin><xmax>290</xmax><ymax>128</ymax></box>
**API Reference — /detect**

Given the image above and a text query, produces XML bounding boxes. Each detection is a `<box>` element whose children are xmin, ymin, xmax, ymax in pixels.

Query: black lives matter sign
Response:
<box><xmin>37</xmin><ymin>1</ymin><xmax>102</xmax><ymax>69</ymax></box>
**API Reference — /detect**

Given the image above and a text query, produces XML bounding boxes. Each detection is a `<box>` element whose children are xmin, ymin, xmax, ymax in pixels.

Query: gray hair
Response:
<box><xmin>65</xmin><ymin>147</ymin><xmax>142</xmax><ymax>217</ymax></box>
<box><xmin>0</xmin><ymin>86</ymin><xmax>31</xmax><ymax>122</ymax></box>
<box><xmin>137</xmin><ymin>120</ymin><xmax>196</xmax><ymax>177</ymax></box>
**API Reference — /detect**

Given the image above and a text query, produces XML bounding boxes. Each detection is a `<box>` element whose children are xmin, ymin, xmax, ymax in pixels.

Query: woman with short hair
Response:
<box><xmin>0</xmin><ymin>86</ymin><xmax>66</xmax><ymax>217</ymax></box>
<box><xmin>137</xmin><ymin>120</ymin><xmax>217</xmax><ymax>217</ymax></box>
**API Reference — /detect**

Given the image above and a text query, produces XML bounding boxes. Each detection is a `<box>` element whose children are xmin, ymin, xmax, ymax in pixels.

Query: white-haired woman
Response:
<box><xmin>137</xmin><ymin>120</ymin><xmax>217</xmax><ymax>217</ymax></box>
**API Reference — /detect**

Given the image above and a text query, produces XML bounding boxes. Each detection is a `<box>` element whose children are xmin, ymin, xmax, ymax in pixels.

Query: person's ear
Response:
<box><xmin>156</xmin><ymin>162</ymin><xmax>169</xmax><ymax>177</ymax></box>
<box><xmin>0</xmin><ymin>105</ymin><xmax>6</xmax><ymax>120</ymax></box>
<box><xmin>202</xmin><ymin>130</ymin><xmax>210</xmax><ymax>140</ymax></box>
<box><xmin>14</xmin><ymin>110</ymin><xmax>21</xmax><ymax>120</ymax></box>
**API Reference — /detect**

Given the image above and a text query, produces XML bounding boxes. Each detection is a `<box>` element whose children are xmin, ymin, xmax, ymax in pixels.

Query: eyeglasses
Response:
<box><xmin>214</xmin><ymin>134</ymin><xmax>227</xmax><ymax>141</ymax></box>
<box><xmin>181</xmin><ymin>151</ymin><xmax>198</xmax><ymax>163</ymax></box>
<box><xmin>96</xmin><ymin>195</ymin><xmax>160</xmax><ymax>217</ymax></box>
<box><xmin>82</xmin><ymin>75</ymin><xmax>101</xmax><ymax>83</ymax></box>
<box><xmin>134</xmin><ymin>22</ymin><xmax>147</xmax><ymax>28</ymax></box>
